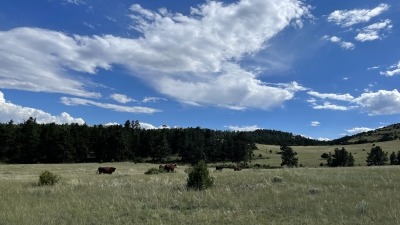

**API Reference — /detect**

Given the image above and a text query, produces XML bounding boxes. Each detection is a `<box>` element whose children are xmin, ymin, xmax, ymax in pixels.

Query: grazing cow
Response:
<box><xmin>164</xmin><ymin>163</ymin><xmax>178</xmax><ymax>172</ymax></box>
<box><xmin>97</xmin><ymin>167</ymin><xmax>116</xmax><ymax>174</ymax></box>
<box><xmin>233</xmin><ymin>166</ymin><xmax>241</xmax><ymax>171</ymax></box>
<box><xmin>216</xmin><ymin>166</ymin><xmax>224</xmax><ymax>171</ymax></box>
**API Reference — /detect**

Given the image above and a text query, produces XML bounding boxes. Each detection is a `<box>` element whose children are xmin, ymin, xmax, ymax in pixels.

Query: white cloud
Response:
<box><xmin>0</xmin><ymin>0</ymin><xmax>311</xmax><ymax>111</ymax></box>
<box><xmin>353</xmin><ymin>89</ymin><xmax>400</xmax><ymax>115</ymax></box>
<box><xmin>0</xmin><ymin>91</ymin><xmax>85</xmax><ymax>124</ymax></box>
<box><xmin>139</xmin><ymin>122</ymin><xmax>170</xmax><ymax>129</ymax></box>
<box><xmin>110</xmin><ymin>93</ymin><xmax>135</xmax><ymax>104</ymax></box>
<box><xmin>142</xmin><ymin>97</ymin><xmax>167</xmax><ymax>103</ymax></box>
<box><xmin>322</xmin><ymin>35</ymin><xmax>355</xmax><ymax>50</ymax></box>
<box><xmin>339</xmin><ymin>41</ymin><xmax>355</xmax><ymax>50</ymax></box>
<box><xmin>312</xmin><ymin>102</ymin><xmax>349</xmax><ymax>111</ymax></box>
<box><xmin>311</xmin><ymin>121</ymin><xmax>320</xmax><ymax>127</ymax></box>
<box><xmin>380</xmin><ymin>61</ymin><xmax>400</xmax><ymax>76</ymax></box>
<box><xmin>64</xmin><ymin>0</ymin><xmax>85</xmax><ymax>5</ymax></box>
<box><xmin>307</xmin><ymin>91</ymin><xmax>354</xmax><ymax>101</ymax></box>
<box><xmin>327</xmin><ymin>3</ymin><xmax>390</xmax><ymax>27</ymax></box>
<box><xmin>346</xmin><ymin>127</ymin><xmax>373</xmax><ymax>134</ymax></box>
<box><xmin>308</xmin><ymin>89</ymin><xmax>400</xmax><ymax>116</ymax></box>
<box><xmin>226</xmin><ymin>125</ymin><xmax>262</xmax><ymax>132</ymax></box>
<box><xmin>355</xmin><ymin>19</ymin><xmax>392</xmax><ymax>42</ymax></box>
<box><xmin>60</xmin><ymin>97</ymin><xmax>160</xmax><ymax>114</ymax></box>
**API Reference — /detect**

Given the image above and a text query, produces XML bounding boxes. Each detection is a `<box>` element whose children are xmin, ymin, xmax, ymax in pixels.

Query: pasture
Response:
<box><xmin>0</xmin><ymin>162</ymin><xmax>399</xmax><ymax>225</ymax></box>
<box><xmin>253</xmin><ymin>140</ymin><xmax>400</xmax><ymax>167</ymax></box>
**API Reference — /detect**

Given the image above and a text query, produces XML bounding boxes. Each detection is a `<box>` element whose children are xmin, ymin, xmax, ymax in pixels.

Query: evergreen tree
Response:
<box><xmin>390</xmin><ymin>151</ymin><xmax>398</xmax><ymax>165</ymax></box>
<box><xmin>280</xmin><ymin>145</ymin><xmax>298</xmax><ymax>167</ymax></box>
<box><xmin>187</xmin><ymin>160</ymin><xmax>214</xmax><ymax>190</ymax></box>
<box><xmin>366</xmin><ymin>146</ymin><xmax>388</xmax><ymax>166</ymax></box>
<box><xmin>327</xmin><ymin>147</ymin><xmax>354</xmax><ymax>167</ymax></box>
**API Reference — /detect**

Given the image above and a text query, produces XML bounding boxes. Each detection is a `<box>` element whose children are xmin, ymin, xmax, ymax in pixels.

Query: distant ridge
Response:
<box><xmin>329</xmin><ymin>123</ymin><xmax>400</xmax><ymax>145</ymax></box>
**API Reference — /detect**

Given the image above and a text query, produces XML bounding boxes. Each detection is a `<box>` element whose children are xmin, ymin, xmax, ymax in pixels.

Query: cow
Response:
<box><xmin>97</xmin><ymin>167</ymin><xmax>116</xmax><ymax>174</ymax></box>
<box><xmin>163</xmin><ymin>163</ymin><xmax>178</xmax><ymax>172</ymax></box>
<box><xmin>233</xmin><ymin>166</ymin><xmax>241</xmax><ymax>171</ymax></box>
<box><xmin>216</xmin><ymin>166</ymin><xmax>224</xmax><ymax>171</ymax></box>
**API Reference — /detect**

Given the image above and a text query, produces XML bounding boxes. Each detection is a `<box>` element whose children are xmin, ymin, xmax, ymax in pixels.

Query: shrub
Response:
<box><xmin>187</xmin><ymin>160</ymin><xmax>214</xmax><ymax>190</ymax></box>
<box><xmin>38</xmin><ymin>171</ymin><xmax>60</xmax><ymax>186</ymax></box>
<box><xmin>145</xmin><ymin>167</ymin><xmax>163</xmax><ymax>175</ymax></box>
<box><xmin>272</xmin><ymin>176</ymin><xmax>283</xmax><ymax>183</ymax></box>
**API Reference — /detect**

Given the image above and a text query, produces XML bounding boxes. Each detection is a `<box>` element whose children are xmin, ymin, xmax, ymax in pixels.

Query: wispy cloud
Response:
<box><xmin>312</xmin><ymin>102</ymin><xmax>349</xmax><ymax>111</ymax></box>
<box><xmin>380</xmin><ymin>61</ymin><xmax>400</xmax><ymax>76</ymax></box>
<box><xmin>110</xmin><ymin>93</ymin><xmax>135</xmax><ymax>104</ymax></box>
<box><xmin>308</xmin><ymin>91</ymin><xmax>354</xmax><ymax>101</ymax></box>
<box><xmin>60</xmin><ymin>97</ymin><xmax>160</xmax><ymax>114</ymax></box>
<box><xmin>355</xmin><ymin>19</ymin><xmax>392</xmax><ymax>42</ymax></box>
<box><xmin>327</xmin><ymin>3</ymin><xmax>390</xmax><ymax>27</ymax></box>
<box><xmin>0</xmin><ymin>0</ymin><xmax>311</xmax><ymax>111</ymax></box>
<box><xmin>0</xmin><ymin>91</ymin><xmax>85</xmax><ymax>124</ymax></box>
<box><xmin>311</xmin><ymin>121</ymin><xmax>320</xmax><ymax>127</ymax></box>
<box><xmin>322</xmin><ymin>35</ymin><xmax>355</xmax><ymax>50</ymax></box>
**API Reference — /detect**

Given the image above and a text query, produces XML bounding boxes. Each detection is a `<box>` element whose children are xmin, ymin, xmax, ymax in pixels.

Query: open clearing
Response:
<box><xmin>1</xmin><ymin>162</ymin><xmax>399</xmax><ymax>225</ymax></box>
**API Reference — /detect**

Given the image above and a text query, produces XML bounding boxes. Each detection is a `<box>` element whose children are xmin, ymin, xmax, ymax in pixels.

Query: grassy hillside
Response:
<box><xmin>0</xmin><ymin>163</ymin><xmax>400</xmax><ymax>225</ymax></box>
<box><xmin>251</xmin><ymin>139</ymin><xmax>400</xmax><ymax>167</ymax></box>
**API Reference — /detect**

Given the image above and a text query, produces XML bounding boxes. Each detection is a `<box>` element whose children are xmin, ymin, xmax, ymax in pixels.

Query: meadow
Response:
<box><xmin>253</xmin><ymin>139</ymin><xmax>400</xmax><ymax>167</ymax></box>
<box><xmin>1</xmin><ymin>161</ymin><xmax>400</xmax><ymax>225</ymax></box>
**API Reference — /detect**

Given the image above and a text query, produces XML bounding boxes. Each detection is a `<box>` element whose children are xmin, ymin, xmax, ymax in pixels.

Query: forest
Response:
<box><xmin>0</xmin><ymin>117</ymin><xmax>324</xmax><ymax>164</ymax></box>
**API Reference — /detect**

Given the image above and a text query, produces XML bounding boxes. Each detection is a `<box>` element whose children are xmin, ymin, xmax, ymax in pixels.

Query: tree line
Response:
<box><xmin>0</xmin><ymin>118</ymin><xmax>259</xmax><ymax>164</ymax></box>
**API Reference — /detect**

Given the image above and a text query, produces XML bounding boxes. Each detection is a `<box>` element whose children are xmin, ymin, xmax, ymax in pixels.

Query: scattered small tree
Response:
<box><xmin>390</xmin><ymin>151</ymin><xmax>398</xmax><ymax>165</ymax></box>
<box><xmin>187</xmin><ymin>160</ymin><xmax>214</xmax><ymax>190</ymax></box>
<box><xmin>280</xmin><ymin>145</ymin><xmax>298</xmax><ymax>167</ymax></box>
<box><xmin>326</xmin><ymin>147</ymin><xmax>354</xmax><ymax>167</ymax></box>
<box><xmin>366</xmin><ymin>146</ymin><xmax>388</xmax><ymax>166</ymax></box>
<box><xmin>38</xmin><ymin>171</ymin><xmax>60</xmax><ymax>186</ymax></box>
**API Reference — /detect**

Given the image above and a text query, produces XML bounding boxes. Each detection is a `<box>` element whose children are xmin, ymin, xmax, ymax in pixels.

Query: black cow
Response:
<box><xmin>216</xmin><ymin>166</ymin><xmax>224</xmax><ymax>171</ymax></box>
<box><xmin>97</xmin><ymin>167</ymin><xmax>116</xmax><ymax>174</ymax></box>
<box><xmin>164</xmin><ymin>163</ymin><xmax>178</xmax><ymax>172</ymax></box>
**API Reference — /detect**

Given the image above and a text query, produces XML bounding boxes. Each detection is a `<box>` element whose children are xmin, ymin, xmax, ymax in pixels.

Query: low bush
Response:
<box><xmin>187</xmin><ymin>160</ymin><xmax>214</xmax><ymax>190</ymax></box>
<box><xmin>38</xmin><ymin>171</ymin><xmax>60</xmax><ymax>186</ymax></box>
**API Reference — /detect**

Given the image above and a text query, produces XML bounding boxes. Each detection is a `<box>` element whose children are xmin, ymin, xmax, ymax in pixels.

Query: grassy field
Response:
<box><xmin>1</xmin><ymin>162</ymin><xmax>400</xmax><ymax>225</ymax></box>
<box><xmin>252</xmin><ymin>139</ymin><xmax>400</xmax><ymax>167</ymax></box>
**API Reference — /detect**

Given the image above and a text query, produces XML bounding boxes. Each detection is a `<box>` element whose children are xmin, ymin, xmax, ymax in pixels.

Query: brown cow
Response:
<box><xmin>97</xmin><ymin>167</ymin><xmax>116</xmax><ymax>174</ymax></box>
<box><xmin>216</xmin><ymin>166</ymin><xmax>224</xmax><ymax>171</ymax></box>
<box><xmin>233</xmin><ymin>166</ymin><xmax>241</xmax><ymax>171</ymax></box>
<box><xmin>163</xmin><ymin>163</ymin><xmax>178</xmax><ymax>172</ymax></box>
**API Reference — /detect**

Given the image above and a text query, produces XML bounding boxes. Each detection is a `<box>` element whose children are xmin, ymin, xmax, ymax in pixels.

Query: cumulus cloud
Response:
<box><xmin>0</xmin><ymin>91</ymin><xmax>85</xmax><ymax>124</ymax></box>
<box><xmin>0</xmin><ymin>0</ymin><xmax>311</xmax><ymax>111</ymax></box>
<box><xmin>380</xmin><ymin>61</ymin><xmax>400</xmax><ymax>76</ymax></box>
<box><xmin>355</xmin><ymin>19</ymin><xmax>392</xmax><ymax>42</ymax></box>
<box><xmin>339</xmin><ymin>41</ymin><xmax>355</xmax><ymax>50</ymax></box>
<box><xmin>346</xmin><ymin>127</ymin><xmax>374</xmax><ymax>134</ymax></box>
<box><xmin>60</xmin><ymin>97</ymin><xmax>160</xmax><ymax>114</ymax></box>
<box><xmin>309</xmin><ymin>89</ymin><xmax>400</xmax><ymax>115</ymax></box>
<box><xmin>354</xmin><ymin>89</ymin><xmax>400</xmax><ymax>115</ymax></box>
<box><xmin>327</xmin><ymin>3</ymin><xmax>390</xmax><ymax>27</ymax></box>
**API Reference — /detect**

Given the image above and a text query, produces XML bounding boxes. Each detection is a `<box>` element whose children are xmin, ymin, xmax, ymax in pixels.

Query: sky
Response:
<box><xmin>0</xmin><ymin>0</ymin><xmax>399</xmax><ymax>140</ymax></box>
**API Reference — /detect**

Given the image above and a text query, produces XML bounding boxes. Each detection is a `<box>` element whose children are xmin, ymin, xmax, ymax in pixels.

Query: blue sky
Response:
<box><xmin>0</xmin><ymin>0</ymin><xmax>399</xmax><ymax>140</ymax></box>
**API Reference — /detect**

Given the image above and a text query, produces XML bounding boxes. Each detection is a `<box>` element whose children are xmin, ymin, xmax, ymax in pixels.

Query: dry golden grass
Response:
<box><xmin>1</xmin><ymin>162</ymin><xmax>400</xmax><ymax>225</ymax></box>
<box><xmin>253</xmin><ymin>140</ymin><xmax>400</xmax><ymax>167</ymax></box>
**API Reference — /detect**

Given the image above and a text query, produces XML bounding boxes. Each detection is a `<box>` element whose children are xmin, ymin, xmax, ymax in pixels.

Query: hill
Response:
<box><xmin>329</xmin><ymin>123</ymin><xmax>400</xmax><ymax>145</ymax></box>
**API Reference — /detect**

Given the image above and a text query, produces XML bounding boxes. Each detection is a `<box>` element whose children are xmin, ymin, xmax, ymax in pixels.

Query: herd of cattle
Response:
<box><xmin>96</xmin><ymin>163</ymin><xmax>241</xmax><ymax>174</ymax></box>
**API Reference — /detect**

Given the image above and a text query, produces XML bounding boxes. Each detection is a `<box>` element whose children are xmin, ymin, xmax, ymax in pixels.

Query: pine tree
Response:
<box><xmin>187</xmin><ymin>160</ymin><xmax>214</xmax><ymax>190</ymax></box>
<box><xmin>390</xmin><ymin>151</ymin><xmax>398</xmax><ymax>165</ymax></box>
<box><xmin>366</xmin><ymin>146</ymin><xmax>388</xmax><ymax>166</ymax></box>
<box><xmin>280</xmin><ymin>145</ymin><xmax>298</xmax><ymax>167</ymax></box>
